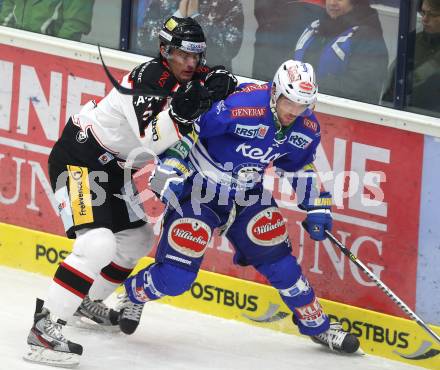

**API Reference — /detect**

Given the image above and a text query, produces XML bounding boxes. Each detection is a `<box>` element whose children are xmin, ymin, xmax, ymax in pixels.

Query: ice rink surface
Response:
<box><xmin>0</xmin><ymin>266</ymin><xmax>424</xmax><ymax>370</ymax></box>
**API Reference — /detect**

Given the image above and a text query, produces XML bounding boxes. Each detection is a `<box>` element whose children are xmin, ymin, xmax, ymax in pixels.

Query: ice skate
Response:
<box><xmin>71</xmin><ymin>295</ymin><xmax>120</xmax><ymax>331</ymax></box>
<box><xmin>23</xmin><ymin>298</ymin><xmax>83</xmax><ymax>368</ymax></box>
<box><xmin>311</xmin><ymin>321</ymin><xmax>360</xmax><ymax>354</ymax></box>
<box><xmin>117</xmin><ymin>293</ymin><xmax>145</xmax><ymax>335</ymax></box>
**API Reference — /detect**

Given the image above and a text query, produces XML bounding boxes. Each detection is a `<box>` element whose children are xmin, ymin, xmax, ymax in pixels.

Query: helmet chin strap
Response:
<box><xmin>270</xmin><ymin>95</ymin><xmax>291</xmax><ymax>144</ymax></box>
<box><xmin>270</xmin><ymin>89</ymin><xmax>282</xmax><ymax>130</ymax></box>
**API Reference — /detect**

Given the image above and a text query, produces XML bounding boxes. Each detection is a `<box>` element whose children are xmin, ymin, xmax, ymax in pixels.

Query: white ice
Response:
<box><xmin>0</xmin><ymin>266</ymin><xmax>424</xmax><ymax>370</ymax></box>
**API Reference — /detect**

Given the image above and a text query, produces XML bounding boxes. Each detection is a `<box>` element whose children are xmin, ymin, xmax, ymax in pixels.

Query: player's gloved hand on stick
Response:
<box><xmin>149</xmin><ymin>156</ymin><xmax>192</xmax><ymax>206</ymax></box>
<box><xmin>301</xmin><ymin>192</ymin><xmax>332</xmax><ymax>241</ymax></box>
<box><xmin>169</xmin><ymin>81</ymin><xmax>212</xmax><ymax>131</ymax></box>
<box><xmin>204</xmin><ymin>66</ymin><xmax>238</xmax><ymax>101</ymax></box>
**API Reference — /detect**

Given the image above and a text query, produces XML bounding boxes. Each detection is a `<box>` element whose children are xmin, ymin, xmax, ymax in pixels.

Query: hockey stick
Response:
<box><xmin>325</xmin><ymin>230</ymin><xmax>440</xmax><ymax>345</ymax></box>
<box><xmin>97</xmin><ymin>44</ymin><xmax>170</xmax><ymax>98</ymax></box>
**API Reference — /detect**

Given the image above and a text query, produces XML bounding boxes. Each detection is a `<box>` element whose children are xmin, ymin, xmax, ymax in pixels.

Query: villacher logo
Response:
<box><xmin>168</xmin><ymin>218</ymin><xmax>211</xmax><ymax>258</ymax></box>
<box><xmin>247</xmin><ymin>207</ymin><xmax>288</xmax><ymax>247</ymax></box>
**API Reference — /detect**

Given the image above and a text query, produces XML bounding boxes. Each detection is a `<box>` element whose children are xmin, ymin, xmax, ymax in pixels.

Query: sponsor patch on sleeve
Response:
<box><xmin>288</xmin><ymin>132</ymin><xmax>313</xmax><ymax>149</ymax></box>
<box><xmin>303</xmin><ymin>118</ymin><xmax>318</xmax><ymax>133</ymax></box>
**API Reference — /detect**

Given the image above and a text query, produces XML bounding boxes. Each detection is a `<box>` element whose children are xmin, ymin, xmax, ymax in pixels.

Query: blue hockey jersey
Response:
<box><xmin>188</xmin><ymin>82</ymin><xmax>321</xmax><ymax>197</ymax></box>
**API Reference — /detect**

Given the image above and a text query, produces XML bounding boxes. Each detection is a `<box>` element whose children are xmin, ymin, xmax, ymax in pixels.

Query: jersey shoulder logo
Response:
<box><xmin>303</xmin><ymin>118</ymin><xmax>318</xmax><ymax>133</ymax></box>
<box><xmin>288</xmin><ymin>132</ymin><xmax>313</xmax><ymax>149</ymax></box>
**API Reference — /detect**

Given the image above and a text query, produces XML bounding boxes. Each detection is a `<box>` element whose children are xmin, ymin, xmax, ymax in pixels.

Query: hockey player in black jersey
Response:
<box><xmin>24</xmin><ymin>16</ymin><xmax>237</xmax><ymax>368</ymax></box>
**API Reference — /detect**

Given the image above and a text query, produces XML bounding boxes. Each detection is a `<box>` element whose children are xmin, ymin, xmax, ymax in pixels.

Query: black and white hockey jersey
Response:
<box><xmin>72</xmin><ymin>58</ymin><xmax>211</xmax><ymax>168</ymax></box>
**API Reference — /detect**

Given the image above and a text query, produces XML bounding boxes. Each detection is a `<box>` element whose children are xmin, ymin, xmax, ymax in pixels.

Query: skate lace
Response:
<box><xmin>44</xmin><ymin>318</ymin><xmax>66</xmax><ymax>342</ymax></box>
<box><xmin>118</xmin><ymin>293</ymin><xmax>144</xmax><ymax>321</ymax></box>
<box><xmin>317</xmin><ymin>323</ymin><xmax>346</xmax><ymax>350</ymax></box>
<box><xmin>82</xmin><ymin>296</ymin><xmax>109</xmax><ymax>318</ymax></box>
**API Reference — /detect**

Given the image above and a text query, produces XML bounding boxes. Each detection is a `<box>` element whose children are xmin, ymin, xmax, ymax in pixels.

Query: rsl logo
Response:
<box><xmin>288</xmin><ymin>132</ymin><xmax>312</xmax><ymax>149</ymax></box>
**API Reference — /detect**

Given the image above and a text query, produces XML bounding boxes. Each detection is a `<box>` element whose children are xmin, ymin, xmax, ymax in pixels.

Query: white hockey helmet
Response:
<box><xmin>271</xmin><ymin>60</ymin><xmax>318</xmax><ymax>107</ymax></box>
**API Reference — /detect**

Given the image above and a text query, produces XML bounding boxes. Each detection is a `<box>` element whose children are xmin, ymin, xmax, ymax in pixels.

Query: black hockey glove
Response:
<box><xmin>169</xmin><ymin>81</ymin><xmax>212</xmax><ymax>132</ymax></box>
<box><xmin>204</xmin><ymin>66</ymin><xmax>238</xmax><ymax>102</ymax></box>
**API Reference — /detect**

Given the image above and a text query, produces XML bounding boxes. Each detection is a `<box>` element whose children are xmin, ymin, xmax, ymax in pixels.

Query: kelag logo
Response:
<box><xmin>190</xmin><ymin>282</ymin><xmax>258</xmax><ymax>312</ymax></box>
<box><xmin>35</xmin><ymin>244</ymin><xmax>69</xmax><ymax>264</ymax></box>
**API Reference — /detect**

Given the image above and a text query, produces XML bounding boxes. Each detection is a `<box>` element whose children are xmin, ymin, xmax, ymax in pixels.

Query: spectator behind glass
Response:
<box><xmin>253</xmin><ymin>0</ymin><xmax>325</xmax><ymax>81</ymax></box>
<box><xmin>0</xmin><ymin>0</ymin><xmax>94</xmax><ymax>41</ymax></box>
<box><xmin>294</xmin><ymin>0</ymin><xmax>388</xmax><ymax>104</ymax></box>
<box><xmin>135</xmin><ymin>0</ymin><xmax>244</xmax><ymax>71</ymax></box>
<box><xmin>370</xmin><ymin>0</ymin><xmax>399</xmax><ymax>6</ymax></box>
<box><xmin>383</xmin><ymin>0</ymin><xmax>440</xmax><ymax>114</ymax></box>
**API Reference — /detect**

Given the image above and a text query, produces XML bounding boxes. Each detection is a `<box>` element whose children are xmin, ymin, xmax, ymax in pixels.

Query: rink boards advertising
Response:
<box><xmin>0</xmin><ymin>28</ymin><xmax>439</xmax><ymax>369</ymax></box>
<box><xmin>0</xmin><ymin>223</ymin><xmax>439</xmax><ymax>369</ymax></box>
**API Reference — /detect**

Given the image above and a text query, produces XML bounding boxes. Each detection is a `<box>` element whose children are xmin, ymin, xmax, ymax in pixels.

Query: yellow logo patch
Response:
<box><xmin>165</xmin><ymin>18</ymin><xmax>178</xmax><ymax>31</ymax></box>
<box><xmin>67</xmin><ymin>165</ymin><xmax>94</xmax><ymax>225</ymax></box>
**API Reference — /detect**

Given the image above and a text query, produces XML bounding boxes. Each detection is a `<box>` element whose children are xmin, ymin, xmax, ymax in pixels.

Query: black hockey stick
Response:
<box><xmin>97</xmin><ymin>44</ymin><xmax>170</xmax><ymax>98</ymax></box>
<box><xmin>325</xmin><ymin>230</ymin><xmax>440</xmax><ymax>345</ymax></box>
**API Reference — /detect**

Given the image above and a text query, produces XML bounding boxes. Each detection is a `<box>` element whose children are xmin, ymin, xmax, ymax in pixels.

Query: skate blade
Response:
<box><xmin>356</xmin><ymin>346</ymin><xmax>366</xmax><ymax>356</ymax></box>
<box><xmin>311</xmin><ymin>338</ymin><xmax>365</xmax><ymax>355</ymax></box>
<box><xmin>23</xmin><ymin>345</ymin><xmax>80</xmax><ymax>368</ymax></box>
<box><xmin>68</xmin><ymin>316</ymin><xmax>121</xmax><ymax>333</ymax></box>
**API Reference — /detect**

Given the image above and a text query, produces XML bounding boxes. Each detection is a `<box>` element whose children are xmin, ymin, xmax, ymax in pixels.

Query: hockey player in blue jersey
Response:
<box><xmin>123</xmin><ymin>60</ymin><xmax>360</xmax><ymax>353</ymax></box>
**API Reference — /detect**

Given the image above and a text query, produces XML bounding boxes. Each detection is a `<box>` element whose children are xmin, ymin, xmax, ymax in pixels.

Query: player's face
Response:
<box><xmin>420</xmin><ymin>1</ymin><xmax>440</xmax><ymax>34</ymax></box>
<box><xmin>165</xmin><ymin>47</ymin><xmax>200</xmax><ymax>83</ymax></box>
<box><xmin>326</xmin><ymin>0</ymin><xmax>353</xmax><ymax>19</ymax></box>
<box><xmin>276</xmin><ymin>96</ymin><xmax>310</xmax><ymax>126</ymax></box>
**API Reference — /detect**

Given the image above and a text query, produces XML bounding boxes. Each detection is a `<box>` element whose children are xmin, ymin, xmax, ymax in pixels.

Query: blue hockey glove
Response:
<box><xmin>149</xmin><ymin>156</ymin><xmax>193</xmax><ymax>205</ymax></box>
<box><xmin>301</xmin><ymin>192</ymin><xmax>332</xmax><ymax>241</ymax></box>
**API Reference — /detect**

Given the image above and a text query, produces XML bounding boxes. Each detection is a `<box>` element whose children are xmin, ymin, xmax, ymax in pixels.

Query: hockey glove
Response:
<box><xmin>302</xmin><ymin>192</ymin><xmax>332</xmax><ymax>241</ymax></box>
<box><xmin>169</xmin><ymin>81</ymin><xmax>212</xmax><ymax>130</ymax></box>
<box><xmin>149</xmin><ymin>156</ymin><xmax>193</xmax><ymax>206</ymax></box>
<box><xmin>204</xmin><ymin>66</ymin><xmax>238</xmax><ymax>101</ymax></box>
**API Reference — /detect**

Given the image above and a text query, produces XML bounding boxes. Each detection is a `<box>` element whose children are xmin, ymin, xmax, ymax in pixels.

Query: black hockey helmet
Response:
<box><xmin>159</xmin><ymin>16</ymin><xmax>206</xmax><ymax>60</ymax></box>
